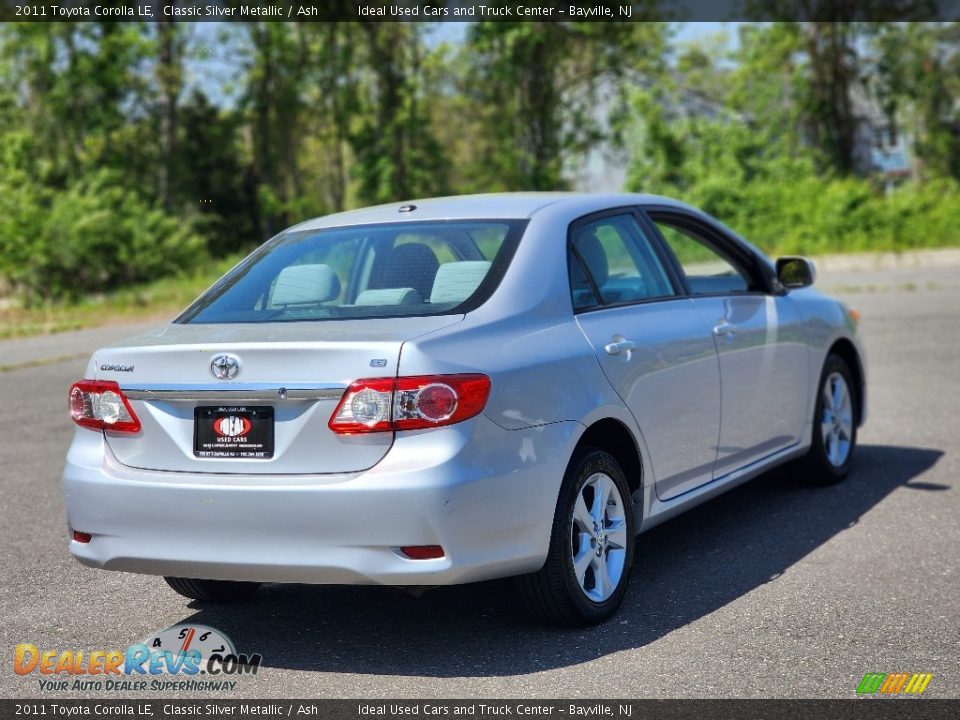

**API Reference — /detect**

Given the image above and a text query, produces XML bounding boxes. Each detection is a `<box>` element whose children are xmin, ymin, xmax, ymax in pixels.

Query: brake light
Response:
<box><xmin>329</xmin><ymin>374</ymin><xmax>491</xmax><ymax>434</ymax></box>
<box><xmin>69</xmin><ymin>380</ymin><xmax>141</xmax><ymax>433</ymax></box>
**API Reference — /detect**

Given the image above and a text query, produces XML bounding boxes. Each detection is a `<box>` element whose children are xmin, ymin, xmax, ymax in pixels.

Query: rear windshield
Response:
<box><xmin>177</xmin><ymin>220</ymin><xmax>527</xmax><ymax>324</ymax></box>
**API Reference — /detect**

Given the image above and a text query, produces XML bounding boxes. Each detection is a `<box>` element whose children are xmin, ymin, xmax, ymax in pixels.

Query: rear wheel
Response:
<box><xmin>800</xmin><ymin>354</ymin><xmax>858</xmax><ymax>484</ymax></box>
<box><xmin>164</xmin><ymin>577</ymin><xmax>261</xmax><ymax>602</ymax></box>
<box><xmin>518</xmin><ymin>448</ymin><xmax>635</xmax><ymax>626</ymax></box>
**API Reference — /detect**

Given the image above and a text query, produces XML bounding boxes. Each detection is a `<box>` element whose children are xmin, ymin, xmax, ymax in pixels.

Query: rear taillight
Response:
<box><xmin>329</xmin><ymin>374</ymin><xmax>491</xmax><ymax>434</ymax></box>
<box><xmin>69</xmin><ymin>380</ymin><xmax>141</xmax><ymax>433</ymax></box>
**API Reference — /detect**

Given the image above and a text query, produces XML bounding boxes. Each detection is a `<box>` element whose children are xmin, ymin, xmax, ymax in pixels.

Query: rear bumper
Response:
<box><xmin>62</xmin><ymin>415</ymin><xmax>579</xmax><ymax>586</ymax></box>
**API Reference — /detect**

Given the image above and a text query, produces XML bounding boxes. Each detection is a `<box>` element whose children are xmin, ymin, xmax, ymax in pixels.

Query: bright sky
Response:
<box><xmin>675</xmin><ymin>22</ymin><xmax>741</xmax><ymax>47</ymax></box>
<box><xmin>429</xmin><ymin>22</ymin><xmax>741</xmax><ymax>46</ymax></box>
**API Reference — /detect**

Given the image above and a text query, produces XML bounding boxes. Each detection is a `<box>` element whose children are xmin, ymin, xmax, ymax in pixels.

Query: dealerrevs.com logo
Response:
<box><xmin>14</xmin><ymin>624</ymin><xmax>261</xmax><ymax>692</ymax></box>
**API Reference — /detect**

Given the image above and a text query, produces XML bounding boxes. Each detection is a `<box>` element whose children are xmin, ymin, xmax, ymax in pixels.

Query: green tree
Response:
<box><xmin>176</xmin><ymin>90</ymin><xmax>257</xmax><ymax>257</ymax></box>
<box><xmin>309</xmin><ymin>23</ymin><xmax>360</xmax><ymax>212</ymax></box>
<box><xmin>464</xmin><ymin>17</ymin><xmax>667</xmax><ymax>190</ymax></box>
<box><xmin>0</xmin><ymin>22</ymin><xmax>206</xmax><ymax>304</ymax></box>
<box><xmin>350</xmin><ymin>22</ymin><xmax>450</xmax><ymax>204</ymax></box>
<box><xmin>242</xmin><ymin>22</ymin><xmax>312</xmax><ymax>236</ymax></box>
<box><xmin>869</xmin><ymin>22</ymin><xmax>960</xmax><ymax>181</ymax></box>
<box><xmin>155</xmin><ymin>18</ymin><xmax>185</xmax><ymax>210</ymax></box>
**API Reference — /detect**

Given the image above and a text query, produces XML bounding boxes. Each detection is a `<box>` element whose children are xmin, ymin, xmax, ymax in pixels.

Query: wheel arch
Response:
<box><xmin>575</xmin><ymin>418</ymin><xmax>644</xmax><ymax>498</ymax></box>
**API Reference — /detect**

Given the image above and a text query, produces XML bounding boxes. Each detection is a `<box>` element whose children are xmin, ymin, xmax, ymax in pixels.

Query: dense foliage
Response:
<box><xmin>627</xmin><ymin>22</ymin><xmax>960</xmax><ymax>254</ymax></box>
<box><xmin>0</xmin><ymin>20</ymin><xmax>958</xmax><ymax>306</ymax></box>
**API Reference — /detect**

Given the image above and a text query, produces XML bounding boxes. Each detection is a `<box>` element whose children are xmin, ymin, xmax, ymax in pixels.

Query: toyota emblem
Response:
<box><xmin>210</xmin><ymin>354</ymin><xmax>240</xmax><ymax>380</ymax></box>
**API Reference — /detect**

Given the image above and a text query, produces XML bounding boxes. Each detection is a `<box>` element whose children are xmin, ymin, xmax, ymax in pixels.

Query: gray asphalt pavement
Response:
<box><xmin>1</xmin><ymin>263</ymin><xmax>958</xmax><ymax>699</ymax></box>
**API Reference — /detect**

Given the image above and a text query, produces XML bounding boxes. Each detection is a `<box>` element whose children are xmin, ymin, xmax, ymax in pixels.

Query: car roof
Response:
<box><xmin>291</xmin><ymin>192</ymin><xmax>695</xmax><ymax>231</ymax></box>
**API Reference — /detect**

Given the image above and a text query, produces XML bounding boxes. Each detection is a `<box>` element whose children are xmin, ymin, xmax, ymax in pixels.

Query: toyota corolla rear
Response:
<box><xmin>61</xmin><ymin>216</ymin><xmax>570</xmax><ymax>586</ymax></box>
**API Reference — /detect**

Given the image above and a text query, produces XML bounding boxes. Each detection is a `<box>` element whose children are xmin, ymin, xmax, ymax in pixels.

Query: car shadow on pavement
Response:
<box><xmin>173</xmin><ymin>443</ymin><xmax>942</xmax><ymax>677</ymax></box>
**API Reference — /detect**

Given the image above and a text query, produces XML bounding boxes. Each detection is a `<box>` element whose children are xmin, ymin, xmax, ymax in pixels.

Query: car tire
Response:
<box><xmin>164</xmin><ymin>577</ymin><xmax>262</xmax><ymax>602</ymax></box>
<box><xmin>517</xmin><ymin>447</ymin><xmax>635</xmax><ymax>626</ymax></box>
<box><xmin>800</xmin><ymin>353</ymin><xmax>858</xmax><ymax>485</ymax></box>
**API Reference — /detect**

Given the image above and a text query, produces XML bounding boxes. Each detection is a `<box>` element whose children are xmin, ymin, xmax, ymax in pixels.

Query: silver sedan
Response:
<box><xmin>62</xmin><ymin>193</ymin><xmax>866</xmax><ymax>625</ymax></box>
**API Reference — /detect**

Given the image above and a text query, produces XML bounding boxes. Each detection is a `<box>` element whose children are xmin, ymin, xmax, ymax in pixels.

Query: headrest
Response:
<box><xmin>271</xmin><ymin>264</ymin><xmax>341</xmax><ymax>305</ymax></box>
<box><xmin>382</xmin><ymin>243</ymin><xmax>439</xmax><ymax>299</ymax></box>
<box><xmin>572</xmin><ymin>232</ymin><xmax>609</xmax><ymax>288</ymax></box>
<box><xmin>354</xmin><ymin>288</ymin><xmax>423</xmax><ymax>306</ymax></box>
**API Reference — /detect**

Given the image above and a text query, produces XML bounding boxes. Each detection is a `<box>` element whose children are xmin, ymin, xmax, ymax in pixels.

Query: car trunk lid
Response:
<box><xmin>95</xmin><ymin>317</ymin><xmax>460</xmax><ymax>474</ymax></box>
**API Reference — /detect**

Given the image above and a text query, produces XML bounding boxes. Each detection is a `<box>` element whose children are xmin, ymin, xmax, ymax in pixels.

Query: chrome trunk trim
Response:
<box><xmin>122</xmin><ymin>384</ymin><xmax>346</xmax><ymax>402</ymax></box>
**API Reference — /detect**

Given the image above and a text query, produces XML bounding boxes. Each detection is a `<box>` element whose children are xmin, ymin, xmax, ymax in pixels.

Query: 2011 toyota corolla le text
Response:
<box><xmin>62</xmin><ymin>193</ymin><xmax>866</xmax><ymax>626</ymax></box>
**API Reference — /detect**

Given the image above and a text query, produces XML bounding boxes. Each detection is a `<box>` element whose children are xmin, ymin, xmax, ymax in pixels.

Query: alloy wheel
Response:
<box><xmin>570</xmin><ymin>472</ymin><xmax>629</xmax><ymax>603</ymax></box>
<box><xmin>821</xmin><ymin>371</ymin><xmax>854</xmax><ymax>468</ymax></box>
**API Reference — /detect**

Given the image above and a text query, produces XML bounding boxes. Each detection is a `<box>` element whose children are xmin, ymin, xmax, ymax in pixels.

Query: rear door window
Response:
<box><xmin>569</xmin><ymin>214</ymin><xmax>677</xmax><ymax>310</ymax></box>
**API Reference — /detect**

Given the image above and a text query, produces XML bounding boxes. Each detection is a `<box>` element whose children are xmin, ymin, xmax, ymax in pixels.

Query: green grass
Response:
<box><xmin>0</xmin><ymin>255</ymin><xmax>243</xmax><ymax>341</ymax></box>
<box><xmin>0</xmin><ymin>353</ymin><xmax>88</xmax><ymax>373</ymax></box>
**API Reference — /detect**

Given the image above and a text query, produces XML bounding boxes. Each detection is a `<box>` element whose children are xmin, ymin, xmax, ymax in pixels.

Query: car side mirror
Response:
<box><xmin>776</xmin><ymin>256</ymin><xmax>816</xmax><ymax>289</ymax></box>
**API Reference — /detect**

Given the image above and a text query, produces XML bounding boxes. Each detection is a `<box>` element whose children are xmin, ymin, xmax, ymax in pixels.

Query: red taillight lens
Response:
<box><xmin>411</xmin><ymin>383</ymin><xmax>458</xmax><ymax>421</ymax></box>
<box><xmin>329</xmin><ymin>374</ymin><xmax>491</xmax><ymax>434</ymax></box>
<box><xmin>68</xmin><ymin>380</ymin><xmax>141</xmax><ymax>433</ymax></box>
<box><xmin>71</xmin><ymin>530</ymin><xmax>92</xmax><ymax>544</ymax></box>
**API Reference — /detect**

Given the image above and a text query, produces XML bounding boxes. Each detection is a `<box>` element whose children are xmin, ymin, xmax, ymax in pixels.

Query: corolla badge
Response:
<box><xmin>210</xmin><ymin>354</ymin><xmax>241</xmax><ymax>380</ymax></box>
<box><xmin>99</xmin><ymin>364</ymin><xmax>134</xmax><ymax>372</ymax></box>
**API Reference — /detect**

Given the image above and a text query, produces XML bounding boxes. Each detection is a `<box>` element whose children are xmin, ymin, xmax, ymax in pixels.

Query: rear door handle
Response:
<box><xmin>604</xmin><ymin>339</ymin><xmax>637</xmax><ymax>356</ymax></box>
<box><xmin>713</xmin><ymin>322</ymin><xmax>736</xmax><ymax>337</ymax></box>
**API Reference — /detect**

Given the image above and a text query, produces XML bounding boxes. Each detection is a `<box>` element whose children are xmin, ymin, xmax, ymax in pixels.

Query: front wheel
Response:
<box><xmin>800</xmin><ymin>354</ymin><xmax>858</xmax><ymax>484</ymax></box>
<box><xmin>517</xmin><ymin>448</ymin><xmax>635</xmax><ymax>626</ymax></box>
<box><xmin>164</xmin><ymin>577</ymin><xmax>261</xmax><ymax>603</ymax></box>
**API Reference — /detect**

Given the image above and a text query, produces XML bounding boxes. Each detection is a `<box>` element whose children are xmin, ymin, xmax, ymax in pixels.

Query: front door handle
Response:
<box><xmin>713</xmin><ymin>322</ymin><xmax>736</xmax><ymax>338</ymax></box>
<box><xmin>604</xmin><ymin>339</ymin><xmax>637</xmax><ymax>356</ymax></box>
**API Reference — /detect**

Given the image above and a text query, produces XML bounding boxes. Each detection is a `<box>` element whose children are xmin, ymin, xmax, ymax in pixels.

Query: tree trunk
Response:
<box><xmin>251</xmin><ymin>23</ymin><xmax>279</xmax><ymax>236</ymax></box>
<box><xmin>804</xmin><ymin>21</ymin><xmax>857</xmax><ymax>175</ymax></box>
<box><xmin>157</xmin><ymin>18</ymin><xmax>180</xmax><ymax>210</ymax></box>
